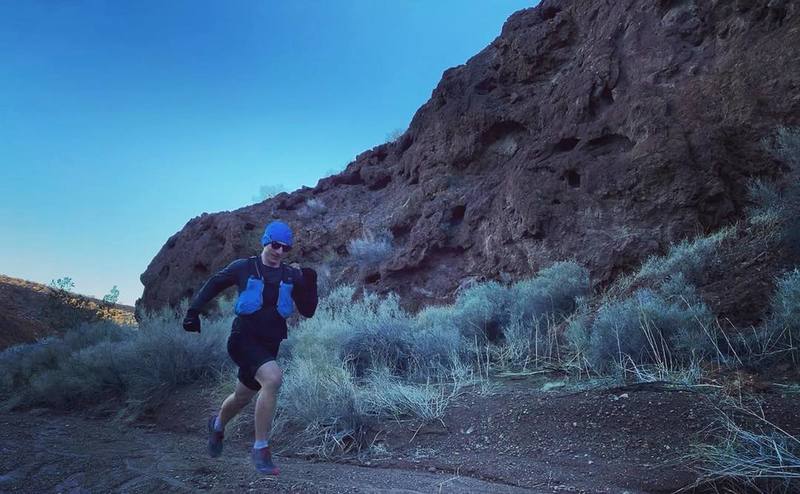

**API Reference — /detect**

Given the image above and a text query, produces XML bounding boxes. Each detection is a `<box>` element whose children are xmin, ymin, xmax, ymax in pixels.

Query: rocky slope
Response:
<box><xmin>138</xmin><ymin>0</ymin><xmax>800</xmax><ymax>318</ymax></box>
<box><xmin>0</xmin><ymin>275</ymin><xmax>135</xmax><ymax>349</ymax></box>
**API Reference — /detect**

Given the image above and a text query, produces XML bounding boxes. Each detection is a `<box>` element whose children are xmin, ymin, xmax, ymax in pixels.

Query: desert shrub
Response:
<box><xmin>409</xmin><ymin>326</ymin><xmax>465</xmax><ymax>377</ymax></box>
<box><xmin>1</xmin><ymin>305</ymin><xmax>232</xmax><ymax>416</ymax></box>
<box><xmin>272</xmin><ymin>360</ymin><xmax>364</xmax><ymax>456</ymax></box>
<box><xmin>588</xmin><ymin>274</ymin><xmax>716</xmax><ymax>373</ymax></box>
<box><xmin>746</xmin><ymin>178</ymin><xmax>784</xmax><ymax>226</ymax></box>
<box><xmin>508</xmin><ymin>261</ymin><xmax>590</xmax><ymax>324</ymax></box>
<box><xmin>768</xmin><ymin>127</ymin><xmax>800</xmax><ymax>254</ymax></box>
<box><xmin>273</xmin><ymin>264</ymin><xmax>597</xmax><ymax>454</ymax></box>
<box><xmin>564</xmin><ymin>297</ymin><xmax>592</xmax><ymax>356</ymax></box>
<box><xmin>689</xmin><ymin>399</ymin><xmax>800</xmax><ymax>493</ymax></box>
<box><xmin>495</xmin><ymin>317</ymin><xmax>563</xmax><ymax>370</ymax></box>
<box><xmin>252</xmin><ymin>183</ymin><xmax>286</xmax><ymax>203</ymax></box>
<box><xmin>102</xmin><ymin>286</ymin><xmax>120</xmax><ymax>305</ymax></box>
<box><xmin>297</xmin><ymin>198</ymin><xmax>327</xmax><ymax>219</ymax></box>
<box><xmin>758</xmin><ymin>269</ymin><xmax>800</xmax><ymax>362</ymax></box>
<box><xmin>273</xmin><ymin>359</ymin><xmax>463</xmax><ymax>455</ymax></box>
<box><xmin>768</xmin><ymin>126</ymin><xmax>800</xmax><ymax>169</ymax></box>
<box><xmin>284</xmin><ymin>286</ymin><xmax>406</xmax><ymax>364</ymax></box>
<box><xmin>341</xmin><ymin>319</ymin><xmax>414</xmax><ymax>377</ymax></box>
<box><xmin>450</xmin><ymin>281</ymin><xmax>512</xmax><ymax>342</ymax></box>
<box><xmin>347</xmin><ymin>230</ymin><xmax>394</xmax><ymax>265</ymax></box>
<box><xmin>606</xmin><ymin>228</ymin><xmax>733</xmax><ymax>301</ymax></box>
<box><xmin>287</xmin><ymin>286</ymin><xmax>461</xmax><ymax>379</ymax></box>
<box><xmin>636</xmin><ymin>228</ymin><xmax>733</xmax><ymax>284</ymax></box>
<box><xmin>359</xmin><ymin>368</ymin><xmax>462</xmax><ymax>422</ymax></box>
<box><xmin>385</xmin><ymin>128</ymin><xmax>405</xmax><ymax>143</ymax></box>
<box><xmin>0</xmin><ymin>321</ymin><xmax>136</xmax><ymax>400</ymax></box>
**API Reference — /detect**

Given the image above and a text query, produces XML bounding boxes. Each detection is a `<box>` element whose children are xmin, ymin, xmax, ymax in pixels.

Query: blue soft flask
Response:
<box><xmin>235</xmin><ymin>276</ymin><xmax>264</xmax><ymax>315</ymax></box>
<box><xmin>277</xmin><ymin>281</ymin><xmax>294</xmax><ymax>318</ymax></box>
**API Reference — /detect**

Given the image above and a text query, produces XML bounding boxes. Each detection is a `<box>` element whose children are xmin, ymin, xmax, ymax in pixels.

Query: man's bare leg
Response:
<box><xmin>208</xmin><ymin>380</ymin><xmax>256</xmax><ymax>458</ymax></box>
<box><xmin>253</xmin><ymin>361</ymin><xmax>283</xmax><ymax>442</ymax></box>
<box><xmin>218</xmin><ymin>380</ymin><xmax>257</xmax><ymax>427</ymax></box>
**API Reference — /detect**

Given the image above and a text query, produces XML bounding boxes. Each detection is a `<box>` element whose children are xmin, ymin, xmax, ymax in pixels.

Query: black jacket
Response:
<box><xmin>189</xmin><ymin>257</ymin><xmax>318</xmax><ymax>341</ymax></box>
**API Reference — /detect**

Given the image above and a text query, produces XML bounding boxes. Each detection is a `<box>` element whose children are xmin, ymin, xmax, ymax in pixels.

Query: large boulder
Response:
<box><xmin>138</xmin><ymin>0</ymin><xmax>800</xmax><ymax>317</ymax></box>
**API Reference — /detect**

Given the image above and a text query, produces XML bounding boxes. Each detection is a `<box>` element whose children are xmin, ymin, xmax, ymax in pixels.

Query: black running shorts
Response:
<box><xmin>227</xmin><ymin>331</ymin><xmax>281</xmax><ymax>391</ymax></box>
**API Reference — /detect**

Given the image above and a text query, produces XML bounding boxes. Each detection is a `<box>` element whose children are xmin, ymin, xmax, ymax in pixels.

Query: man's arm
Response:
<box><xmin>290</xmin><ymin>266</ymin><xmax>318</xmax><ymax>318</ymax></box>
<box><xmin>183</xmin><ymin>259</ymin><xmax>245</xmax><ymax>331</ymax></box>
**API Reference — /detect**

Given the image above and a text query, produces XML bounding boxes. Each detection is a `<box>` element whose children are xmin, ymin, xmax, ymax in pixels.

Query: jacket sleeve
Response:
<box><xmin>292</xmin><ymin>267</ymin><xmax>318</xmax><ymax>318</ymax></box>
<box><xmin>188</xmin><ymin>259</ymin><xmax>245</xmax><ymax>312</ymax></box>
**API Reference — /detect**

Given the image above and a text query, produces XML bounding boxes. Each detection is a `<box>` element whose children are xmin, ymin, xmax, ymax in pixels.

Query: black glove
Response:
<box><xmin>182</xmin><ymin>309</ymin><xmax>201</xmax><ymax>333</ymax></box>
<box><xmin>300</xmin><ymin>267</ymin><xmax>317</xmax><ymax>288</ymax></box>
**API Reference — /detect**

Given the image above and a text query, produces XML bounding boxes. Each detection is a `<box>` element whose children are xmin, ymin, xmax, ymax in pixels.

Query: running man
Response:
<box><xmin>182</xmin><ymin>220</ymin><xmax>318</xmax><ymax>475</ymax></box>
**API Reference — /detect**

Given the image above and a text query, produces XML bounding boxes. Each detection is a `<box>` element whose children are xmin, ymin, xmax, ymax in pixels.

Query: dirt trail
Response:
<box><xmin>6</xmin><ymin>381</ymin><xmax>798</xmax><ymax>493</ymax></box>
<box><xmin>0</xmin><ymin>412</ymin><xmax>553</xmax><ymax>494</ymax></box>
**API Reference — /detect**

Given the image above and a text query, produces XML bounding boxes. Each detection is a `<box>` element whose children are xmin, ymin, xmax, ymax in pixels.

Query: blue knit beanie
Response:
<box><xmin>261</xmin><ymin>221</ymin><xmax>293</xmax><ymax>246</ymax></box>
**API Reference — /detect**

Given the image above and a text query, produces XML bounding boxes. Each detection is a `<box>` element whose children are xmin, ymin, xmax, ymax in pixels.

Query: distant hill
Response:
<box><xmin>0</xmin><ymin>275</ymin><xmax>136</xmax><ymax>350</ymax></box>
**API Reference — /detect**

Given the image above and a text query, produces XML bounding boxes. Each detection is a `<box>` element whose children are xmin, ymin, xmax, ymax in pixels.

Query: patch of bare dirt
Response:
<box><xmin>8</xmin><ymin>376</ymin><xmax>799</xmax><ymax>493</ymax></box>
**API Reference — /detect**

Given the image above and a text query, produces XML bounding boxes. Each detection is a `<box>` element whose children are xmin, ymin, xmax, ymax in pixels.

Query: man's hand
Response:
<box><xmin>182</xmin><ymin>309</ymin><xmax>201</xmax><ymax>333</ymax></box>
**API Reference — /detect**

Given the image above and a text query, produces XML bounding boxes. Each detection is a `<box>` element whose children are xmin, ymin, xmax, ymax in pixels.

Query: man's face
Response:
<box><xmin>262</xmin><ymin>240</ymin><xmax>291</xmax><ymax>264</ymax></box>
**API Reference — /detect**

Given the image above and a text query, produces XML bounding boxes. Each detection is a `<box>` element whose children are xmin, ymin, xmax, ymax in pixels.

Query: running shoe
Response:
<box><xmin>252</xmin><ymin>446</ymin><xmax>280</xmax><ymax>475</ymax></box>
<box><xmin>207</xmin><ymin>415</ymin><xmax>224</xmax><ymax>458</ymax></box>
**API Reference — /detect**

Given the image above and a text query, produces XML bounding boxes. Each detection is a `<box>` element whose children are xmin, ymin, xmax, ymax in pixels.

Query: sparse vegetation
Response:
<box><xmin>102</xmin><ymin>285</ymin><xmax>120</xmax><ymax>305</ymax></box>
<box><xmin>0</xmin><ymin>304</ymin><xmax>230</xmax><ymax>417</ymax></box>
<box><xmin>49</xmin><ymin>276</ymin><xmax>75</xmax><ymax>294</ymax></box>
<box><xmin>586</xmin><ymin>274</ymin><xmax>716</xmax><ymax>374</ymax></box>
<box><xmin>252</xmin><ymin>184</ymin><xmax>287</xmax><ymax>204</ymax></box>
<box><xmin>347</xmin><ymin>230</ymin><xmax>394</xmax><ymax>265</ymax></box>
<box><xmin>385</xmin><ymin>128</ymin><xmax>405</xmax><ymax>143</ymax></box>
<box><xmin>753</xmin><ymin>268</ymin><xmax>800</xmax><ymax>365</ymax></box>
<box><xmin>607</xmin><ymin>227</ymin><xmax>734</xmax><ymax>299</ymax></box>
<box><xmin>688</xmin><ymin>397</ymin><xmax>800</xmax><ymax>493</ymax></box>
<box><xmin>297</xmin><ymin>198</ymin><xmax>327</xmax><ymax>219</ymax></box>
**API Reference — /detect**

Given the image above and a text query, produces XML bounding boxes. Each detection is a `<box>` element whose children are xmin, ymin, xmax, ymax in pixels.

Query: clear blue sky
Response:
<box><xmin>0</xmin><ymin>0</ymin><xmax>534</xmax><ymax>305</ymax></box>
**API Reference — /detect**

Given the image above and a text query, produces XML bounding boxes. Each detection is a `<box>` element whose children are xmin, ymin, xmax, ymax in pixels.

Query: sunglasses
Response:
<box><xmin>269</xmin><ymin>241</ymin><xmax>292</xmax><ymax>252</ymax></box>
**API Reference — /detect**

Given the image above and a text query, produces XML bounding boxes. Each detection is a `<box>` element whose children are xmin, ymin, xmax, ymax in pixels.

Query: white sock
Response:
<box><xmin>213</xmin><ymin>415</ymin><xmax>224</xmax><ymax>432</ymax></box>
<box><xmin>254</xmin><ymin>439</ymin><xmax>269</xmax><ymax>449</ymax></box>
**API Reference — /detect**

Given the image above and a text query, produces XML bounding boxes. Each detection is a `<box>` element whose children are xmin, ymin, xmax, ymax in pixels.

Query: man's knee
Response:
<box><xmin>231</xmin><ymin>381</ymin><xmax>256</xmax><ymax>405</ymax></box>
<box><xmin>234</xmin><ymin>389</ymin><xmax>254</xmax><ymax>406</ymax></box>
<box><xmin>255</xmin><ymin>363</ymin><xmax>283</xmax><ymax>390</ymax></box>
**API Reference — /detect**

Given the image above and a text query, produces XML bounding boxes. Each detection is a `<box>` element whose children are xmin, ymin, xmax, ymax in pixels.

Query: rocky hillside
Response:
<box><xmin>138</xmin><ymin>0</ymin><xmax>800</xmax><ymax>318</ymax></box>
<box><xmin>0</xmin><ymin>275</ymin><xmax>135</xmax><ymax>350</ymax></box>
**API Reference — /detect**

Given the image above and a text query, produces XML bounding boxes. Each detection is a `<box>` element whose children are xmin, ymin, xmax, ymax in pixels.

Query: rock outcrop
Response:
<box><xmin>138</xmin><ymin>0</ymin><xmax>800</xmax><ymax>317</ymax></box>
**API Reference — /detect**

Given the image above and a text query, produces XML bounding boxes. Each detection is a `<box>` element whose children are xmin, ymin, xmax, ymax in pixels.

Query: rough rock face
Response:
<box><xmin>138</xmin><ymin>0</ymin><xmax>800</xmax><ymax>317</ymax></box>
